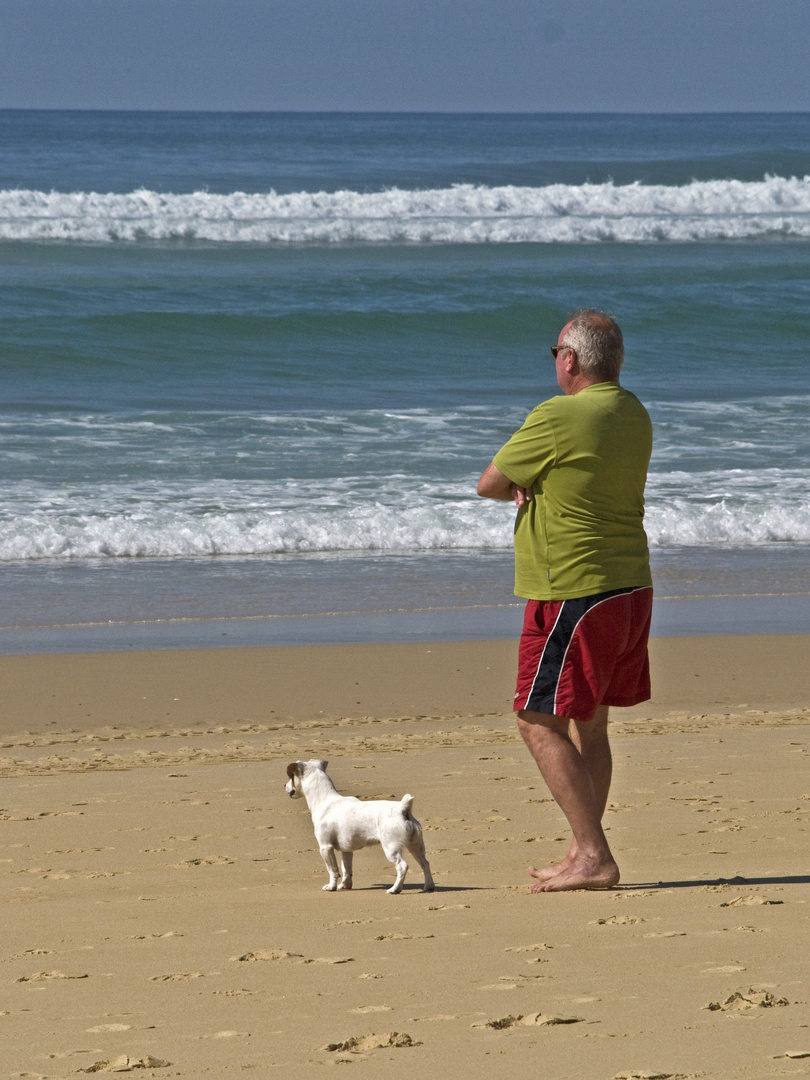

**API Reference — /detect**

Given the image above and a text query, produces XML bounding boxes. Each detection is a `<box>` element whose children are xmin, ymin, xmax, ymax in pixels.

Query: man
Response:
<box><xmin>477</xmin><ymin>310</ymin><xmax>652</xmax><ymax>892</ymax></box>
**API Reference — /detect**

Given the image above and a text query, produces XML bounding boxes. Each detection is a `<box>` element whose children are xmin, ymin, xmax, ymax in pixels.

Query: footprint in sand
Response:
<box><xmin>324</xmin><ymin>1032</ymin><xmax>420</xmax><ymax>1054</ymax></box>
<box><xmin>473</xmin><ymin>1013</ymin><xmax>583</xmax><ymax>1030</ymax></box>
<box><xmin>199</xmin><ymin>1031</ymin><xmax>250</xmax><ymax>1039</ymax></box>
<box><xmin>79</xmin><ymin>1055</ymin><xmax>171</xmax><ymax>1072</ymax></box>
<box><xmin>504</xmin><ymin>943</ymin><xmax>551</xmax><ymax>952</ymax></box>
<box><xmin>705</xmin><ymin>989</ymin><xmax>789</xmax><ymax>1011</ymax></box>
<box><xmin>719</xmin><ymin>895</ymin><xmax>783</xmax><ymax>907</ymax></box>
<box><xmin>374</xmin><ymin>933</ymin><xmax>434</xmax><ymax>941</ymax></box>
<box><xmin>131</xmin><ymin>932</ymin><xmax>183</xmax><ymax>940</ymax></box>
<box><xmin>350</xmin><ymin>1005</ymin><xmax>392</xmax><ymax>1014</ymax></box>
<box><xmin>86</xmin><ymin>1025</ymin><xmax>132</xmax><ymax>1033</ymax></box>
<box><xmin>302</xmin><ymin>956</ymin><xmax>355</xmax><ymax>965</ymax></box>
<box><xmin>612</xmin><ymin>1073</ymin><xmax>678</xmax><ymax>1079</ymax></box>
<box><xmin>593</xmin><ymin>915</ymin><xmax>643</xmax><ymax>926</ymax></box>
<box><xmin>149</xmin><ymin>972</ymin><xmax>203</xmax><ymax>981</ymax></box>
<box><xmin>177</xmin><ymin>856</ymin><xmax>234</xmax><ymax>867</ymax></box>
<box><xmin>16</xmin><ymin>970</ymin><xmax>88</xmax><ymax>982</ymax></box>
<box><xmin>232</xmin><ymin>950</ymin><xmax>302</xmax><ymax>962</ymax></box>
<box><xmin>44</xmin><ymin>1051</ymin><xmax>103</xmax><ymax>1060</ymax></box>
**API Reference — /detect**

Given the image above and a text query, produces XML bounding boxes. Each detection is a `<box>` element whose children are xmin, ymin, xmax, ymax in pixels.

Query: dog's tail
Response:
<box><xmin>400</xmin><ymin>794</ymin><xmax>414</xmax><ymax>819</ymax></box>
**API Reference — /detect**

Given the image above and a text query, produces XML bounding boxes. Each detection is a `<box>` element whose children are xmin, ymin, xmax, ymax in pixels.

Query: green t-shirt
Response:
<box><xmin>492</xmin><ymin>382</ymin><xmax>653</xmax><ymax>600</ymax></box>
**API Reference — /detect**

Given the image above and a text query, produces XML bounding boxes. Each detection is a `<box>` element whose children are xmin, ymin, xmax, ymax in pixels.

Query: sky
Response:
<box><xmin>1</xmin><ymin>0</ymin><xmax>808</xmax><ymax>113</ymax></box>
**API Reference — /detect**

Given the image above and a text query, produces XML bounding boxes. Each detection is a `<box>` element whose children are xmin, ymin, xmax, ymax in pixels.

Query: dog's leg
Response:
<box><xmin>384</xmin><ymin>848</ymin><xmax>409</xmax><ymax>894</ymax></box>
<box><xmin>407</xmin><ymin>834</ymin><xmax>435</xmax><ymax>893</ymax></box>
<box><xmin>319</xmin><ymin>845</ymin><xmax>340</xmax><ymax>891</ymax></box>
<box><xmin>337</xmin><ymin>850</ymin><xmax>353</xmax><ymax>891</ymax></box>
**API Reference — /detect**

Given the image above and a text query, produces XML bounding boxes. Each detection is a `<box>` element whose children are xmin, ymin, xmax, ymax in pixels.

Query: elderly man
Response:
<box><xmin>477</xmin><ymin>310</ymin><xmax>653</xmax><ymax>892</ymax></box>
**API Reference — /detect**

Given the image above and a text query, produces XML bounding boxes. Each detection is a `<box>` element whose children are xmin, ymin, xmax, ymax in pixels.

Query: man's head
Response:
<box><xmin>553</xmin><ymin>310</ymin><xmax>624</xmax><ymax>393</ymax></box>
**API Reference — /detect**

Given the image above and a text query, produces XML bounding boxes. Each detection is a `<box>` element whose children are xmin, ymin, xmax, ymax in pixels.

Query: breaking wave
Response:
<box><xmin>2</xmin><ymin>176</ymin><xmax>810</xmax><ymax>244</ymax></box>
<box><xmin>1</xmin><ymin>479</ymin><xmax>809</xmax><ymax>561</ymax></box>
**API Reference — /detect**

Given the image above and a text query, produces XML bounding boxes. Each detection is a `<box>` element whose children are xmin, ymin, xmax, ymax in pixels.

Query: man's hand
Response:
<box><xmin>510</xmin><ymin>484</ymin><xmax>533</xmax><ymax>509</ymax></box>
<box><xmin>477</xmin><ymin>462</ymin><xmax>533</xmax><ymax>507</ymax></box>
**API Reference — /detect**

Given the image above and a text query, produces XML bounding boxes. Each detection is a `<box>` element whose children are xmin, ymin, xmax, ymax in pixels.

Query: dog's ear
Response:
<box><xmin>286</xmin><ymin>761</ymin><xmax>305</xmax><ymax>780</ymax></box>
<box><xmin>313</xmin><ymin>759</ymin><xmax>328</xmax><ymax>772</ymax></box>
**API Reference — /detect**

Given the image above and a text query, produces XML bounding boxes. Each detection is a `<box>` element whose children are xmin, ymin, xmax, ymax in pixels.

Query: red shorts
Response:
<box><xmin>514</xmin><ymin>586</ymin><xmax>653</xmax><ymax>722</ymax></box>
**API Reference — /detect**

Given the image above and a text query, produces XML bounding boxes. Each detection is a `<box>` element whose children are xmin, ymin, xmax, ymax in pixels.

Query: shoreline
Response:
<box><xmin>1</xmin><ymin>591</ymin><xmax>809</xmax><ymax>656</ymax></box>
<box><xmin>2</xmin><ymin>544</ymin><xmax>809</xmax><ymax>655</ymax></box>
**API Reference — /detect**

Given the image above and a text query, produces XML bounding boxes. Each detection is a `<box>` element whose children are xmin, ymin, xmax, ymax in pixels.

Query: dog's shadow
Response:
<box><xmin>363</xmin><ymin>883</ymin><xmax>488</xmax><ymax>893</ymax></box>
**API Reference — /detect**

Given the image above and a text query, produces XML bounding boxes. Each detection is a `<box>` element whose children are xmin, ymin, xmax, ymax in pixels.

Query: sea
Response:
<box><xmin>1</xmin><ymin>110</ymin><xmax>809</xmax><ymax>653</ymax></box>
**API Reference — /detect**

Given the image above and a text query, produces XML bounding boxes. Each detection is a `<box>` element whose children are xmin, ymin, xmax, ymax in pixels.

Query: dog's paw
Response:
<box><xmin>422</xmin><ymin>885</ymin><xmax>435</xmax><ymax>893</ymax></box>
<box><xmin>386</xmin><ymin>885</ymin><xmax>403</xmax><ymax>895</ymax></box>
<box><xmin>322</xmin><ymin>883</ymin><xmax>338</xmax><ymax>892</ymax></box>
<box><xmin>337</xmin><ymin>882</ymin><xmax>353</xmax><ymax>890</ymax></box>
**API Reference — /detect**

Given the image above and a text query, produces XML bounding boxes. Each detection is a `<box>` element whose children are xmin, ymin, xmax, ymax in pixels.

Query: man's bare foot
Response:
<box><xmin>527</xmin><ymin>851</ymin><xmax>576</xmax><ymax>883</ymax></box>
<box><xmin>529</xmin><ymin>856</ymin><xmax>619</xmax><ymax>893</ymax></box>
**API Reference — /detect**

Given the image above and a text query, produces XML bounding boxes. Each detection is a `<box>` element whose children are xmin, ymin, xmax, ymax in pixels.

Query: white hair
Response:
<box><xmin>562</xmin><ymin>309</ymin><xmax>624</xmax><ymax>381</ymax></box>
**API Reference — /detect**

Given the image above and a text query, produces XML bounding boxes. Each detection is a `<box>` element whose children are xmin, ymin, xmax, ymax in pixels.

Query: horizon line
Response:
<box><xmin>1</xmin><ymin>107</ymin><xmax>808</xmax><ymax>117</ymax></box>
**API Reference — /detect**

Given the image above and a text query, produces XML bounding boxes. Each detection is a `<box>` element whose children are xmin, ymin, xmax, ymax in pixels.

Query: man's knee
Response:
<box><xmin>572</xmin><ymin>705</ymin><xmax>610</xmax><ymax>746</ymax></box>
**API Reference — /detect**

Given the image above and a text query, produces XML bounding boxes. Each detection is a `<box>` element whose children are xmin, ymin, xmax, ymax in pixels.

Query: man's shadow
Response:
<box><xmin>619</xmin><ymin>874</ymin><xmax>810</xmax><ymax>890</ymax></box>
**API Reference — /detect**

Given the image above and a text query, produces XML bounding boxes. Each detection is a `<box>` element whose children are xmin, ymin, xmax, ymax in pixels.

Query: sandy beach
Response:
<box><xmin>2</xmin><ymin>634</ymin><xmax>809</xmax><ymax>1079</ymax></box>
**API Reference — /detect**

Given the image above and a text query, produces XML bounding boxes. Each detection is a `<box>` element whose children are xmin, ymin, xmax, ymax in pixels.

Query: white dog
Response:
<box><xmin>285</xmin><ymin>759</ymin><xmax>434</xmax><ymax>894</ymax></box>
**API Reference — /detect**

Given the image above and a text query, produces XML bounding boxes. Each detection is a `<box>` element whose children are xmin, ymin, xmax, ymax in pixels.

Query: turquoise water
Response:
<box><xmin>1</xmin><ymin>111</ymin><xmax>809</xmax><ymax>648</ymax></box>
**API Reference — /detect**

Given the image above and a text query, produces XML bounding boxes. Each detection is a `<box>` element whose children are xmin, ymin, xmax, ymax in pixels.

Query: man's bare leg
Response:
<box><xmin>517</xmin><ymin>707</ymin><xmax>619</xmax><ymax>891</ymax></box>
<box><xmin>526</xmin><ymin>705</ymin><xmax>613</xmax><ymax>883</ymax></box>
<box><xmin>571</xmin><ymin>704</ymin><xmax>612</xmax><ymax>816</ymax></box>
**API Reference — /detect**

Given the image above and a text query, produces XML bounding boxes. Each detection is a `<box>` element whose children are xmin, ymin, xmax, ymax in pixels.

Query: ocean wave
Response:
<box><xmin>2</xmin><ymin>398</ymin><xmax>809</xmax><ymax>561</ymax></box>
<box><xmin>1</xmin><ymin>493</ymin><xmax>809</xmax><ymax>562</ymax></box>
<box><xmin>2</xmin><ymin>177</ymin><xmax>810</xmax><ymax>244</ymax></box>
<box><xmin>0</xmin><ymin>504</ymin><xmax>507</xmax><ymax>561</ymax></box>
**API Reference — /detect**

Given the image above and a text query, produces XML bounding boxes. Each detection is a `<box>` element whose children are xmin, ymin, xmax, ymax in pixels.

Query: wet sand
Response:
<box><xmin>2</xmin><ymin>635</ymin><xmax>809</xmax><ymax>1078</ymax></box>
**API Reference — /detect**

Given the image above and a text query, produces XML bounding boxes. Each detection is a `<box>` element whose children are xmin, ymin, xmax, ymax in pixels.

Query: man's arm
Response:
<box><xmin>477</xmin><ymin>462</ymin><xmax>533</xmax><ymax>508</ymax></box>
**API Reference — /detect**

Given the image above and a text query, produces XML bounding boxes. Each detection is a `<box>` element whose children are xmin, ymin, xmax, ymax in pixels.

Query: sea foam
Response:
<box><xmin>2</xmin><ymin>398</ymin><xmax>809</xmax><ymax>562</ymax></box>
<box><xmin>2</xmin><ymin>176</ymin><xmax>810</xmax><ymax>243</ymax></box>
<box><xmin>2</xmin><ymin>483</ymin><xmax>809</xmax><ymax>561</ymax></box>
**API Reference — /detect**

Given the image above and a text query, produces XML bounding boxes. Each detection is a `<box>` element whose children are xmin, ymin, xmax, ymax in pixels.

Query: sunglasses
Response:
<box><xmin>550</xmin><ymin>345</ymin><xmax>573</xmax><ymax>359</ymax></box>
